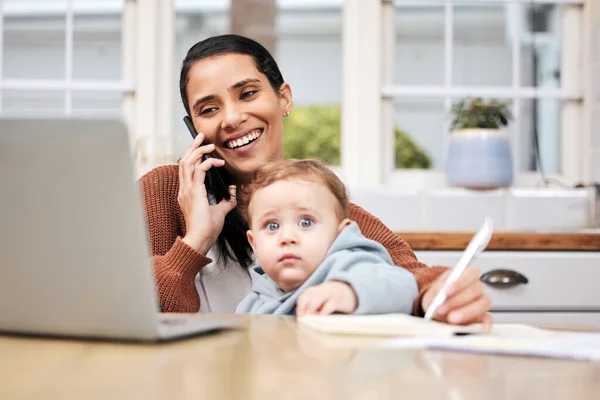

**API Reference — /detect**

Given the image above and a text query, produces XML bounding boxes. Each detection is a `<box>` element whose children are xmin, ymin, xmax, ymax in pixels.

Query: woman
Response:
<box><xmin>139</xmin><ymin>34</ymin><xmax>491</xmax><ymax>327</ymax></box>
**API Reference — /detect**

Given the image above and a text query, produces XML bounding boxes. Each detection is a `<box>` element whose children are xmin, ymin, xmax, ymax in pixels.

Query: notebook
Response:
<box><xmin>298</xmin><ymin>314</ymin><xmax>558</xmax><ymax>339</ymax></box>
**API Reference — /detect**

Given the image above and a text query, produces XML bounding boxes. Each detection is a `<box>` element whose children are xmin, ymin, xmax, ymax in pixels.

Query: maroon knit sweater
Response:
<box><xmin>139</xmin><ymin>165</ymin><xmax>448</xmax><ymax>315</ymax></box>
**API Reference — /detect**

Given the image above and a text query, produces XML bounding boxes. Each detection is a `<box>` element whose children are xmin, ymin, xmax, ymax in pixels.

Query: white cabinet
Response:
<box><xmin>415</xmin><ymin>250</ymin><xmax>600</xmax><ymax>326</ymax></box>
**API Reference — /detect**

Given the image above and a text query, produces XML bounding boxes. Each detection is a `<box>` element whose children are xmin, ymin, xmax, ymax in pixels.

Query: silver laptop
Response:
<box><xmin>0</xmin><ymin>118</ymin><xmax>240</xmax><ymax>342</ymax></box>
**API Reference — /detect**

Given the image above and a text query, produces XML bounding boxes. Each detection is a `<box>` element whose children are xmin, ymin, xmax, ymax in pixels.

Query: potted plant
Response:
<box><xmin>446</xmin><ymin>98</ymin><xmax>514</xmax><ymax>190</ymax></box>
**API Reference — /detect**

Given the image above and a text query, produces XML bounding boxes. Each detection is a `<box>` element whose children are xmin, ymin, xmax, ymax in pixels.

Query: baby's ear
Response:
<box><xmin>337</xmin><ymin>218</ymin><xmax>352</xmax><ymax>233</ymax></box>
<box><xmin>246</xmin><ymin>230</ymin><xmax>255</xmax><ymax>250</ymax></box>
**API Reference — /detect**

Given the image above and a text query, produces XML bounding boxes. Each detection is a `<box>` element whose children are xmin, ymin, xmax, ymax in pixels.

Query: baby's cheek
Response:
<box><xmin>254</xmin><ymin>246</ymin><xmax>276</xmax><ymax>273</ymax></box>
<box><xmin>256</xmin><ymin>250</ymin><xmax>275</xmax><ymax>271</ymax></box>
<box><xmin>253</xmin><ymin>239</ymin><xmax>269</xmax><ymax>258</ymax></box>
<box><xmin>308</xmin><ymin>244</ymin><xmax>330</xmax><ymax>267</ymax></box>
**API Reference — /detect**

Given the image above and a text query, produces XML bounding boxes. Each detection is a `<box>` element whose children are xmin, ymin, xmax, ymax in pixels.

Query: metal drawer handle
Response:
<box><xmin>480</xmin><ymin>269</ymin><xmax>528</xmax><ymax>288</ymax></box>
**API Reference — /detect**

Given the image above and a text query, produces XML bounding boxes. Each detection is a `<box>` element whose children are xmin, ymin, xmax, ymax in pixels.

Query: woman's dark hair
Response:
<box><xmin>178</xmin><ymin>34</ymin><xmax>286</xmax><ymax>270</ymax></box>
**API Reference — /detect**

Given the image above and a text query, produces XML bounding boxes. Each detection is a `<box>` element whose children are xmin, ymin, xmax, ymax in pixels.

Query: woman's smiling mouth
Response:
<box><xmin>225</xmin><ymin>128</ymin><xmax>263</xmax><ymax>149</ymax></box>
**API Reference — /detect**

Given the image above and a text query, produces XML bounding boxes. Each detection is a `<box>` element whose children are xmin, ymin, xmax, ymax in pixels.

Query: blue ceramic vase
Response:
<box><xmin>446</xmin><ymin>129</ymin><xmax>513</xmax><ymax>190</ymax></box>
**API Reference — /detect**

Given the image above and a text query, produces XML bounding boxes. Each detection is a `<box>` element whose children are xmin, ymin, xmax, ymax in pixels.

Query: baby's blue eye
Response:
<box><xmin>267</xmin><ymin>222</ymin><xmax>279</xmax><ymax>231</ymax></box>
<box><xmin>299</xmin><ymin>218</ymin><xmax>313</xmax><ymax>228</ymax></box>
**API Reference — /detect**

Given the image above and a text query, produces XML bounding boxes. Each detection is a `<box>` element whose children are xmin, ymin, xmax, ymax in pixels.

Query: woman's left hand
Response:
<box><xmin>421</xmin><ymin>266</ymin><xmax>493</xmax><ymax>331</ymax></box>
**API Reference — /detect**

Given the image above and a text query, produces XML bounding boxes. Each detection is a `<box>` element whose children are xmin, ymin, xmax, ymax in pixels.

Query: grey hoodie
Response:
<box><xmin>235</xmin><ymin>222</ymin><xmax>418</xmax><ymax>316</ymax></box>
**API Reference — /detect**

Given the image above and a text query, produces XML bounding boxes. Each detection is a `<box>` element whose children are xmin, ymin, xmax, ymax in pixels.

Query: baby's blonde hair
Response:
<box><xmin>242</xmin><ymin>159</ymin><xmax>349</xmax><ymax>225</ymax></box>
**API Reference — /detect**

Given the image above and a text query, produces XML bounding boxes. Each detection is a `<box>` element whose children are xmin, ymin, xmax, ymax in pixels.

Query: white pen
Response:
<box><xmin>424</xmin><ymin>217</ymin><xmax>494</xmax><ymax>321</ymax></box>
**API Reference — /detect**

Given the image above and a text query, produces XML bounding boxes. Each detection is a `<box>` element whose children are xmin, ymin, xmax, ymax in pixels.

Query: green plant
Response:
<box><xmin>283</xmin><ymin>105</ymin><xmax>341</xmax><ymax>165</ymax></box>
<box><xmin>450</xmin><ymin>98</ymin><xmax>512</xmax><ymax>131</ymax></box>
<box><xmin>283</xmin><ymin>105</ymin><xmax>431</xmax><ymax>169</ymax></box>
<box><xmin>395</xmin><ymin>128</ymin><xmax>432</xmax><ymax>169</ymax></box>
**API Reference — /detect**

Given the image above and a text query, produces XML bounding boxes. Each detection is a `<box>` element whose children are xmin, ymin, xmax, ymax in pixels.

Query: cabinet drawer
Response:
<box><xmin>414</xmin><ymin>251</ymin><xmax>600</xmax><ymax>311</ymax></box>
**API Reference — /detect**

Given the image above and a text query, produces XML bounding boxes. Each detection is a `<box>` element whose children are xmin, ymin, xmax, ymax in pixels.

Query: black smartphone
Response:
<box><xmin>183</xmin><ymin>116</ymin><xmax>231</xmax><ymax>201</ymax></box>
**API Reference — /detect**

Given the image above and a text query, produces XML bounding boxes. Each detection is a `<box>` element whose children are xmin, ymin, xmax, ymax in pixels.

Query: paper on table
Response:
<box><xmin>388</xmin><ymin>331</ymin><xmax>600</xmax><ymax>362</ymax></box>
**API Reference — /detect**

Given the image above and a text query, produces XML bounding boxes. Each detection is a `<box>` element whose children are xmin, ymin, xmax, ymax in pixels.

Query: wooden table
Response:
<box><xmin>1</xmin><ymin>315</ymin><xmax>600</xmax><ymax>400</ymax></box>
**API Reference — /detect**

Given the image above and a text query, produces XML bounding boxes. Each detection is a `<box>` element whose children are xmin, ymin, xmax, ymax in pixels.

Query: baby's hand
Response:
<box><xmin>296</xmin><ymin>281</ymin><xmax>358</xmax><ymax>316</ymax></box>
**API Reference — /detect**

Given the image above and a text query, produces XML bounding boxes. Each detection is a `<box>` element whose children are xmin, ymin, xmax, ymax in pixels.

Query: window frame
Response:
<box><xmin>0</xmin><ymin>0</ymin><xmax>133</xmax><ymax>115</ymax></box>
<box><xmin>0</xmin><ymin>0</ymin><xmax>175</xmax><ymax>177</ymax></box>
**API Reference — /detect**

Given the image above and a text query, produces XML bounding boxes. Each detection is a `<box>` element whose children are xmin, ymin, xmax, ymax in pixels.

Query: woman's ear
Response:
<box><xmin>337</xmin><ymin>218</ymin><xmax>352</xmax><ymax>233</ymax></box>
<box><xmin>278</xmin><ymin>82</ymin><xmax>293</xmax><ymax>117</ymax></box>
<box><xmin>246</xmin><ymin>230</ymin><xmax>255</xmax><ymax>251</ymax></box>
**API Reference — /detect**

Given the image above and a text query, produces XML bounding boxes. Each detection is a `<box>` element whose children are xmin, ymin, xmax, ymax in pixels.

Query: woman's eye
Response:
<box><xmin>199</xmin><ymin>107</ymin><xmax>218</xmax><ymax>115</ymax></box>
<box><xmin>240</xmin><ymin>90</ymin><xmax>257</xmax><ymax>100</ymax></box>
<box><xmin>267</xmin><ymin>222</ymin><xmax>279</xmax><ymax>231</ymax></box>
<box><xmin>299</xmin><ymin>218</ymin><xmax>313</xmax><ymax>228</ymax></box>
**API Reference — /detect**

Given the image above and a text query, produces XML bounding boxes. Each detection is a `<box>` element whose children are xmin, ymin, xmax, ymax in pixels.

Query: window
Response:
<box><xmin>341</xmin><ymin>0</ymin><xmax>587</xmax><ymax>188</ymax></box>
<box><xmin>0</xmin><ymin>0</ymin><xmax>128</xmax><ymax>117</ymax></box>
<box><xmin>5</xmin><ymin>1</ymin><xmax>588</xmax><ymax>183</ymax></box>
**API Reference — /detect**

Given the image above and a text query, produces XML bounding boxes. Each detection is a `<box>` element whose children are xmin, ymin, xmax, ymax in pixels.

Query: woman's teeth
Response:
<box><xmin>227</xmin><ymin>130</ymin><xmax>262</xmax><ymax>149</ymax></box>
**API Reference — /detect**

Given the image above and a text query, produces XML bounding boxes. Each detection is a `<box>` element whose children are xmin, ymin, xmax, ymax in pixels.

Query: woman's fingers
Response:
<box><xmin>482</xmin><ymin>313</ymin><xmax>493</xmax><ymax>332</ymax></box>
<box><xmin>421</xmin><ymin>270</ymin><xmax>449</xmax><ymax>312</ymax></box>
<box><xmin>445</xmin><ymin>266</ymin><xmax>480</xmax><ymax>297</ymax></box>
<box><xmin>188</xmin><ymin>143</ymin><xmax>218</xmax><ymax>166</ymax></box>
<box><xmin>180</xmin><ymin>143</ymin><xmax>217</xmax><ymax>187</ymax></box>
<box><xmin>190</xmin><ymin>156</ymin><xmax>225</xmax><ymax>187</ymax></box>
<box><xmin>216</xmin><ymin>186</ymin><xmax>238</xmax><ymax>215</ymax></box>
<box><xmin>179</xmin><ymin>132</ymin><xmax>206</xmax><ymax>186</ymax></box>
<box><xmin>435</xmin><ymin>280</ymin><xmax>485</xmax><ymax>318</ymax></box>
<box><xmin>483</xmin><ymin>313</ymin><xmax>493</xmax><ymax>332</ymax></box>
<box><xmin>447</xmin><ymin>295</ymin><xmax>492</xmax><ymax>325</ymax></box>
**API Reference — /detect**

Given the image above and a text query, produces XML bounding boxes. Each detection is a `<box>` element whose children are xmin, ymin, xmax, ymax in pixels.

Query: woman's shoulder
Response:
<box><xmin>348</xmin><ymin>203</ymin><xmax>384</xmax><ymax>228</ymax></box>
<box><xmin>138</xmin><ymin>164</ymin><xmax>179</xmax><ymax>187</ymax></box>
<box><xmin>138</xmin><ymin>164</ymin><xmax>180</xmax><ymax>207</ymax></box>
<box><xmin>348</xmin><ymin>202</ymin><xmax>420</xmax><ymax>267</ymax></box>
<box><xmin>348</xmin><ymin>202</ymin><xmax>398</xmax><ymax>243</ymax></box>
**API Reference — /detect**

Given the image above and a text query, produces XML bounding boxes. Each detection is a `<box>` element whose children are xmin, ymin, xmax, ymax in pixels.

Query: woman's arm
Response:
<box><xmin>139</xmin><ymin>165</ymin><xmax>210</xmax><ymax>312</ymax></box>
<box><xmin>349</xmin><ymin>203</ymin><xmax>449</xmax><ymax>316</ymax></box>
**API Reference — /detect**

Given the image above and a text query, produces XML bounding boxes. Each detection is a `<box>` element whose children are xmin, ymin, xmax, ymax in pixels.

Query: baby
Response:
<box><xmin>235</xmin><ymin>159</ymin><xmax>418</xmax><ymax>316</ymax></box>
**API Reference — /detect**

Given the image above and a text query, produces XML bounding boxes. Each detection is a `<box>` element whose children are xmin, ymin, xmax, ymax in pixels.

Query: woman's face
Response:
<box><xmin>185</xmin><ymin>53</ymin><xmax>293</xmax><ymax>183</ymax></box>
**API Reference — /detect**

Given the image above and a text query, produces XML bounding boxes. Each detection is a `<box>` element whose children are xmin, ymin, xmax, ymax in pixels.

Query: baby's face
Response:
<box><xmin>247</xmin><ymin>179</ymin><xmax>347</xmax><ymax>292</ymax></box>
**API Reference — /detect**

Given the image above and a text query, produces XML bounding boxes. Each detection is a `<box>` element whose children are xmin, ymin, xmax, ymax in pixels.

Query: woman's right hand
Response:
<box><xmin>178</xmin><ymin>132</ymin><xmax>237</xmax><ymax>255</ymax></box>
